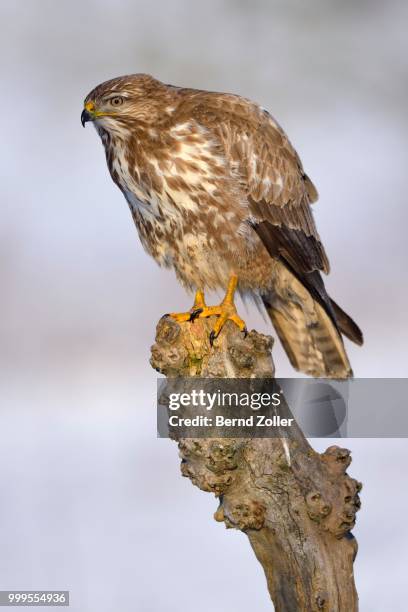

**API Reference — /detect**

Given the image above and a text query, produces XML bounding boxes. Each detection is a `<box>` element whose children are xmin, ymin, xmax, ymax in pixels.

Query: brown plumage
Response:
<box><xmin>82</xmin><ymin>73</ymin><xmax>363</xmax><ymax>378</ymax></box>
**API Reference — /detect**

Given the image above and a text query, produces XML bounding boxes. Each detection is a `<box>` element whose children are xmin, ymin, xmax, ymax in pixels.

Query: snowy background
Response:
<box><xmin>1</xmin><ymin>1</ymin><xmax>407</xmax><ymax>610</ymax></box>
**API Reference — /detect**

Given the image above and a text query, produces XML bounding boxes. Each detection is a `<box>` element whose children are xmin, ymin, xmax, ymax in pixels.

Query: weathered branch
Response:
<box><xmin>151</xmin><ymin>316</ymin><xmax>361</xmax><ymax>611</ymax></box>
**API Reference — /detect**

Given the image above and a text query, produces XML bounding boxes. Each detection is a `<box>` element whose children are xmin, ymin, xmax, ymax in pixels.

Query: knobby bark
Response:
<box><xmin>150</xmin><ymin>316</ymin><xmax>361</xmax><ymax>612</ymax></box>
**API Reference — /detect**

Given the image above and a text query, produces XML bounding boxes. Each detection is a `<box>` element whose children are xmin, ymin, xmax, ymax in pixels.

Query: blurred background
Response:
<box><xmin>1</xmin><ymin>0</ymin><xmax>407</xmax><ymax>610</ymax></box>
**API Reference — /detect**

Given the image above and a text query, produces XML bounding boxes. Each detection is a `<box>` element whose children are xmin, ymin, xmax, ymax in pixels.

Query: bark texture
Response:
<box><xmin>150</xmin><ymin>316</ymin><xmax>361</xmax><ymax>612</ymax></box>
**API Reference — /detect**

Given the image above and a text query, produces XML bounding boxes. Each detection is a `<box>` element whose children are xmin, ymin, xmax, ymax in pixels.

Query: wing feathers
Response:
<box><xmin>201</xmin><ymin>96</ymin><xmax>330</xmax><ymax>280</ymax></box>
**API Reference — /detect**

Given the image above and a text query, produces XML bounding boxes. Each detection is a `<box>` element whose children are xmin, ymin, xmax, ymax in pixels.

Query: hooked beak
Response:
<box><xmin>81</xmin><ymin>108</ymin><xmax>93</xmax><ymax>127</ymax></box>
<box><xmin>81</xmin><ymin>101</ymin><xmax>96</xmax><ymax>127</ymax></box>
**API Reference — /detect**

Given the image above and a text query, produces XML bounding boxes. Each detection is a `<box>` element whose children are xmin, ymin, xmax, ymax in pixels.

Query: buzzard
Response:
<box><xmin>81</xmin><ymin>74</ymin><xmax>363</xmax><ymax>378</ymax></box>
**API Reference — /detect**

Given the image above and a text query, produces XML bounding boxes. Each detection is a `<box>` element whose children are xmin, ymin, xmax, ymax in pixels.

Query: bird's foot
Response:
<box><xmin>191</xmin><ymin>302</ymin><xmax>248</xmax><ymax>346</ymax></box>
<box><xmin>164</xmin><ymin>277</ymin><xmax>247</xmax><ymax>346</ymax></box>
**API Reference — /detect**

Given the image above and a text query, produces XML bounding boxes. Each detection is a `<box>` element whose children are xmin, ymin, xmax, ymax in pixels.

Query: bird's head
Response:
<box><xmin>81</xmin><ymin>73</ymin><xmax>172</xmax><ymax>134</ymax></box>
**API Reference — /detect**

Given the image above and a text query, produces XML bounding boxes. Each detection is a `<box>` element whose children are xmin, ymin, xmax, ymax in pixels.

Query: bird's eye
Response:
<box><xmin>110</xmin><ymin>96</ymin><xmax>124</xmax><ymax>107</ymax></box>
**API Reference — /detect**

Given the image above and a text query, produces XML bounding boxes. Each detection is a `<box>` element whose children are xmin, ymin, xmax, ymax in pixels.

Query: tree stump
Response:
<box><xmin>150</xmin><ymin>315</ymin><xmax>361</xmax><ymax>612</ymax></box>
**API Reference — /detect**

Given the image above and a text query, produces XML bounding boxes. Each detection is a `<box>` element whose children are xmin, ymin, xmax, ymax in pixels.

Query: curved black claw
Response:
<box><xmin>209</xmin><ymin>330</ymin><xmax>217</xmax><ymax>347</ymax></box>
<box><xmin>189</xmin><ymin>308</ymin><xmax>203</xmax><ymax>323</ymax></box>
<box><xmin>242</xmin><ymin>326</ymin><xmax>248</xmax><ymax>338</ymax></box>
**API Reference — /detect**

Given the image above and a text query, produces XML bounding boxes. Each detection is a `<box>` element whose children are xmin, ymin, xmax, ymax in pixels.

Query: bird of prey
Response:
<box><xmin>81</xmin><ymin>74</ymin><xmax>363</xmax><ymax>378</ymax></box>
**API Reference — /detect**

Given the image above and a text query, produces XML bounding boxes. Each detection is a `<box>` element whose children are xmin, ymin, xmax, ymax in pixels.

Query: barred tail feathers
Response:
<box><xmin>262</xmin><ymin>270</ymin><xmax>361</xmax><ymax>378</ymax></box>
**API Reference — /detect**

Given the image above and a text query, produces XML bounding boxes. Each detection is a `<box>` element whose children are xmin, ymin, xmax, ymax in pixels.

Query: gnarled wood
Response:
<box><xmin>151</xmin><ymin>316</ymin><xmax>361</xmax><ymax>611</ymax></box>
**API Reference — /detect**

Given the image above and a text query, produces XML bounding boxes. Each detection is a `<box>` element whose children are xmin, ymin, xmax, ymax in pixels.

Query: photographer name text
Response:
<box><xmin>168</xmin><ymin>415</ymin><xmax>294</xmax><ymax>427</ymax></box>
